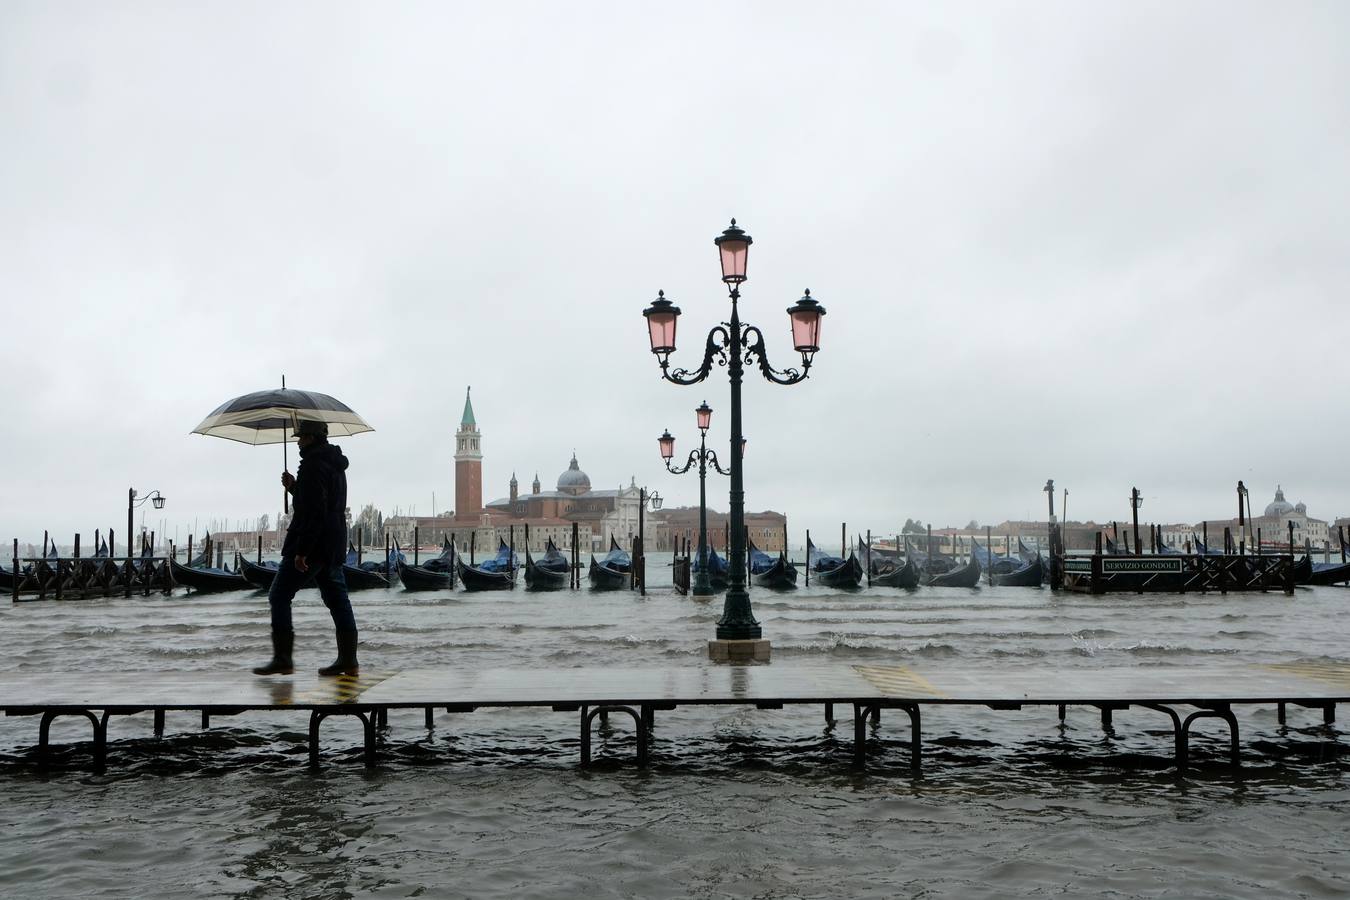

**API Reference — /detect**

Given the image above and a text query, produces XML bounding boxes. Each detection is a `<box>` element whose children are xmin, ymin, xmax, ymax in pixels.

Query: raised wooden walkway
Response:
<box><xmin>2</xmin><ymin>662</ymin><xmax>1346</xmax><ymax>773</ymax></box>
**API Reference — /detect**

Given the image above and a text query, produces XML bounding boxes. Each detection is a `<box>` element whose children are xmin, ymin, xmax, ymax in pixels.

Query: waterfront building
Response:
<box><xmin>646</xmin><ymin>507</ymin><xmax>788</xmax><ymax>553</ymax></box>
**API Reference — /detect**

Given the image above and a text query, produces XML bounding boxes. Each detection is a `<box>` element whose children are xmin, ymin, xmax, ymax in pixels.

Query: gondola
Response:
<box><xmin>457</xmin><ymin>539</ymin><xmax>517</xmax><ymax>591</ymax></box>
<box><xmin>169</xmin><ymin>557</ymin><xmax>248</xmax><ymax>593</ymax></box>
<box><xmin>807</xmin><ymin>538</ymin><xmax>863</xmax><ymax>589</ymax></box>
<box><xmin>992</xmin><ymin>554</ymin><xmax>1044</xmax><ymax>587</ymax></box>
<box><xmin>692</xmin><ymin>545</ymin><xmax>729</xmax><ymax>591</ymax></box>
<box><xmin>971</xmin><ymin>536</ymin><xmax>1022</xmax><ymax>576</ymax></box>
<box><xmin>905</xmin><ymin>535</ymin><xmax>955</xmax><ymax>576</ymax></box>
<box><xmin>240</xmin><ymin>557</ymin><xmax>282</xmax><ymax>590</ymax></box>
<box><xmin>396</xmin><ymin>538</ymin><xmax>456</xmax><ymax>591</ymax></box>
<box><xmin>342</xmin><ymin>543</ymin><xmax>394</xmax><ymax>591</ymax></box>
<box><xmin>926</xmin><ymin>555</ymin><xmax>982</xmax><ymax>588</ymax></box>
<box><xmin>525</xmin><ymin>538</ymin><xmax>571</xmax><ymax>591</ymax></box>
<box><xmin>748</xmin><ymin>537</ymin><xmax>797</xmax><ymax>589</ymax></box>
<box><xmin>1017</xmin><ymin>537</ymin><xmax>1041</xmax><ymax>564</ymax></box>
<box><xmin>857</xmin><ymin>537</ymin><xmax>917</xmax><ymax>589</ymax></box>
<box><xmin>588</xmin><ymin>536</ymin><xmax>631</xmax><ymax>590</ymax></box>
<box><xmin>1307</xmin><ymin>559</ymin><xmax>1350</xmax><ymax>586</ymax></box>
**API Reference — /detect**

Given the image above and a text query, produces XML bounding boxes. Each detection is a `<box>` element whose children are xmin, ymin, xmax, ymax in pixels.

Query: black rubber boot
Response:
<box><xmin>252</xmin><ymin>629</ymin><xmax>294</xmax><ymax>676</ymax></box>
<box><xmin>318</xmin><ymin>630</ymin><xmax>359</xmax><ymax>677</ymax></box>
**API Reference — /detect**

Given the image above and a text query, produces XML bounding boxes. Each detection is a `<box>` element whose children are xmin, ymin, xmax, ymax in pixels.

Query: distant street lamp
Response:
<box><xmin>128</xmin><ymin>488</ymin><xmax>166</xmax><ymax>559</ymax></box>
<box><xmin>644</xmin><ymin>219</ymin><xmax>824</xmax><ymax>658</ymax></box>
<box><xmin>637</xmin><ymin>487</ymin><xmax>663</xmax><ymax>596</ymax></box>
<box><xmin>659</xmin><ymin>403</ymin><xmax>732</xmax><ymax>597</ymax></box>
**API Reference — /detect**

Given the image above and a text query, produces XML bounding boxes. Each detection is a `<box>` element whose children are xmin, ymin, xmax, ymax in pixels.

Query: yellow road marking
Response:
<box><xmin>1261</xmin><ymin>661</ymin><xmax>1350</xmax><ymax>692</ymax></box>
<box><xmin>853</xmin><ymin>665</ymin><xmax>947</xmax><ymax>699</ymax></box>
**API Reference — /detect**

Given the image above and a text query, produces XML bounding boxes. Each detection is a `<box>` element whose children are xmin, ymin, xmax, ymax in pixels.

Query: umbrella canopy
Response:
<box><xmin>192</xmin><ymin>388</ymin><xmax>373</xmax><ymax>445</ymax></box>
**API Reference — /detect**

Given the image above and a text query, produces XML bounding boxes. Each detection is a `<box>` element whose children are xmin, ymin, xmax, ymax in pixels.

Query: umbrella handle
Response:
<box><xmin>283</xmin><ymin>430</ymin><xmax>289</xmax><ymax>515</ymax></box>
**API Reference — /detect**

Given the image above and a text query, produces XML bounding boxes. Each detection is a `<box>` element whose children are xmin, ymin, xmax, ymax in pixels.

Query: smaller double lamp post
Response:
<box><xmin>658</xmin><ymin>401</ymin><xmax>745</xmax><ymax>598</ymax></box>
<box><xmin>643</xmin><ymin>219</ymin><xmax>825</xmax><ymax>662</ymax></box>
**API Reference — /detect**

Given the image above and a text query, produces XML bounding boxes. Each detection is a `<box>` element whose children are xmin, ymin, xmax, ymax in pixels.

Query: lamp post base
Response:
<box><xmin>708</xmin><ymin>638</ymin><xmax>771</xmax><ymax>663</ymax></box>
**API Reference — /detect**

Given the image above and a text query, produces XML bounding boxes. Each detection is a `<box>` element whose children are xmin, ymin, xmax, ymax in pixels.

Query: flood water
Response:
<box><xmin>3</xmin><ymin>570</ymin><xmax>1348</xmax><ymax>898</ymax></box>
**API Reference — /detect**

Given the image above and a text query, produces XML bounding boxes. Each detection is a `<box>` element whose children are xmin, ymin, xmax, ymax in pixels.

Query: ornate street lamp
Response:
<box><xmin>636</xmin><ymin>487</ymin><xmax>663</xmax><ymax>597</ymax></box>
<box><xmin>128</xmin><ymin>488</ymin><xmax>166</xmax><ymax>559</ymax></box>
<box><xmin>660</xmin><ymin>404</ymin><xmax>732</xmax><ymax>597</ymax></box>
<box><xmin>643</xmin><ymin>219</ymin><xmax>825</xmax><ymax>658</ymax></box>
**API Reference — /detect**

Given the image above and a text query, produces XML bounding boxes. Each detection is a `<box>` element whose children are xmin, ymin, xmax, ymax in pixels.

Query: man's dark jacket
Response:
<box><xmin>282</xmin><ymin>441</ymin><xmax>349</xmax><ymax>566</ymax></box>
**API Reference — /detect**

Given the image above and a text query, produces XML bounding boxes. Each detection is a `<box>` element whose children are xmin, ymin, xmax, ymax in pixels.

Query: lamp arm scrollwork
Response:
<box><xmin>665</xmin><ymin>450</ymin><xmax>700</xmax><ymax>475</ymax></box>
<box><xmin>741</xmin><ymin>325</ymin><xmax>812</xmax><ymax>385</ymax></box>
<box><xmin>661</xmin><ymin>326</ymin><xmax>732</xmax><ymax>386</ymax></box>
<box><xmin>705</xmin><ymin>450</ymin><xmax>731</xmax><ymax>477</ymax></box>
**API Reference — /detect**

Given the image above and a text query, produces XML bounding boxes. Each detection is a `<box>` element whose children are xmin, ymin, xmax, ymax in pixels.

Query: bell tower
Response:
<box><xmin>454</xmin><ymin>387</ymin><xmax>482</xmax><ymax>517</ymax></box>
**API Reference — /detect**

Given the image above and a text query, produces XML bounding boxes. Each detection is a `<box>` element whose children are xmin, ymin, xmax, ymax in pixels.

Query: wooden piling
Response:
<box><xmin>414</xmin><ymin>526</ymin><xmax>420</xmax><ymax>566</ymax></box>
<box><xmin>470</xmin><ymin>532</ymin><xmax>476</xmax><ymax>565</ymax></box>
<box><xmin>987</xmin><ymin>526</ymin><xmax>993</xmax><ymax>585</ymax></box>
<box><xmin>805</xmin><ymin>529</ymin><xmax>811</xmax><ymax>588</ymax></box>
<box><xmin>572</xmin><ymin>522</ymin><xmax>580</xmax><ymax>588</ymax></box>
<box><xmin>12</xmin><ymin>539</ymin><xmax>18</xmax><ymax>603</ymax></box>
<box><xmin>841</xmin><ymin>522</ymin><xmax>846</xmax><ymax>560</ymax></box>
<box><xmin>74</xmin><ymin>533</ymin><xmax>81</xmax><ymax>559</ymax></box>
<box><xmin>865</xmin><ymin>529</ymin><xmax>872</xmax><ymax>587</ymax></box>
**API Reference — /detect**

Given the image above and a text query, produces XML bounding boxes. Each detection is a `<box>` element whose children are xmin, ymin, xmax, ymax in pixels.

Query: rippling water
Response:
<box><xmin>3</xmin><ymin>572</ymin><xmax>1349</xmax><ymax>898</ymax></box>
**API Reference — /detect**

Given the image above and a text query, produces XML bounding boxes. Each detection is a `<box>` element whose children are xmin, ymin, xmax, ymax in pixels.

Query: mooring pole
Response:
<box><xmin>12</xmin><ymin>539</ymin><xmax>18</xmax><ymax>603</ymax></box>
<box><xmin>865</xmin><ymin>528</ymin><xmax>872</xmax><ymax>587</ymax></box>
<box><xmin>357</xmin><ymin>527</ymin><xmax>363</xmax><ymax>565</ymax></box>
<box><xmin>1289</xmin><ymin>520</ymin><xmax>1295</xmax><ymax>557</ymax></box>
<box><xmin>805</xmin><ymin>528</ymin><xmax>811</xmax><ymax>588</ymax></box>
<box><xmin>470</xmin><ymin>532</ymin><xmax>476</xmax><ymax>565</ymax></box>
<box><xmin>987</xmin><ymin>525</ymin><xmax>993</xmax><ymax>585</ymax></box>
<box><xmin>841</xmin><ymin>522</ymin><xmax>846</xmax><ymax>560</ymax></box>
<box><xmin>257</xmin><ymin>534</ymin><xmax>262</xmax><ymax>564</ymax></box>
<box><xmin>572</xmin><ymin>522</ymin><xmax>579</xmax><ymax>589</ymax></box>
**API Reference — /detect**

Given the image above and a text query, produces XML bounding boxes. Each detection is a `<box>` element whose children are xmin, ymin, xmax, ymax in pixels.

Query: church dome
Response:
<box><xmin>1294</xmin><ymin>501</ymin><xmax>1307</xmax><ymax>515</ymax></box>
<box><xmin>1264</xmin><ymin>486</ymin><xmax>1294</xmax><ymax>518</ymax></box>
<box><xmin>557</xmin><ymin>453</ymin><xmax>591</xmax><ymax>496</ymax></box>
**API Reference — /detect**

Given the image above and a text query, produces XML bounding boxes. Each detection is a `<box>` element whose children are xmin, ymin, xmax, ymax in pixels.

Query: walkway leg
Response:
<box><xmin>852</xmin><ymin>703</ymin><xmax>869</xmax><ymax>770</ymax></box>
<box><xmin>154</xmin><ymin>709</ymin><xmax>165</xmax><ymax>737</ymax></box>
<box><xmin>1325</xmin><ymin>703</ymin><xmax>1336</xmax><ymax>726</ymax></box>
<box><xmin>870</xmin><ymin>706</ymin><xmax>880</xmax><ymax>726</ymax></box>
<box><xmin>201</xmin><ymin>710</ymin><xmax>210</xmax><ymax>730</ymax></box>
<box><xmin>1101</xmin><ymin>707</ymin><xmax>1113</xmax><ymax>730</ymax></box>
<box><xmin>637</xmin><ymin>705</ymin><xmax>650</xmax><ymax>767</ymax></box>
<box><xmin>1057</xmin><ymin>704</ymin><xmax>1066</xmax><ymax>723</ymax></box>
<box><xmin>425</xmin><ymin>706</ymin><xmax>434</xmax><ymax>729</ymax></box>
<box><xmin>824</xmin><ymin>702</ymin><xmax>834</xmax><ymax>726</ymax></box>
<box><xmin>1278</xmin><ymin>702</ymin><xmax>1286</xmax><ymax>726</ymax></box>
<box><xmin>580</xmin><ymin>706</ymin><xmax>591</xmax><ymax>767</ymax></box>
<box><xmin>309</xmin><ymin>711</ymin><xmax>322</xmax><ymax>767</ymax></box>
<box><xmin>902</xmin><ymin>703</ymin><xmax>922</xmax><ymax>774</ymax></box>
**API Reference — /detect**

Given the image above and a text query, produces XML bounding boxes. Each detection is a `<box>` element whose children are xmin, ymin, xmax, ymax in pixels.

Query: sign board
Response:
<box><xmin>1102</xmin><ymin>558</ymin><xmax>1183</xmax><ymax>574</ymax></box>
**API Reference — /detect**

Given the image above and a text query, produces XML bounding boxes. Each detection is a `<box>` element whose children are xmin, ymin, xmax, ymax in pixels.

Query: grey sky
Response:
<box><xmin>2</xmin><ymin>1</ymin><xmax>1348</xmax><ymax>547</ymax></box>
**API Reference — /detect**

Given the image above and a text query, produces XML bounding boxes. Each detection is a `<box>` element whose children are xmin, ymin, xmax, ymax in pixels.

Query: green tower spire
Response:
<box><xmin>461</xmin><ymin>386</ymin><xmax>476</xmax><ymax>427</ymax></box>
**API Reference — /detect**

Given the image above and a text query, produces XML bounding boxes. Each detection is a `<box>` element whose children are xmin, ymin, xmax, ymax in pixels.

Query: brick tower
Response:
<box><xmin>454</xmin><ymin>387</ymin><xmax>482</xmax><ymax>517</ymax></box>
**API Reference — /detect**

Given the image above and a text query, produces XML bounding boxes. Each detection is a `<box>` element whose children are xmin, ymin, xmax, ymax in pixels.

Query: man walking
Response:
<box><xmin>253</xmin><ymin>418</ymin><xmax>360</xmax><ymax>677</ymax></box>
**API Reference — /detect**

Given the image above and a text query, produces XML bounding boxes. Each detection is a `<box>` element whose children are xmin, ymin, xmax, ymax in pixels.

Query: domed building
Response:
<box><xmin>556</xmin><ymin>454</ymin><xmax>592</xmax><ymax>496</ymax></box>
<box><xmin>1252</xmin><ymin>485</ymin><xmax>1329</xmax><ymax>550</ymax></box>
<box><xmin>1264</xmin><ymin>486</ymin><xmax>1295</xmax><ymax>519</ymax></box>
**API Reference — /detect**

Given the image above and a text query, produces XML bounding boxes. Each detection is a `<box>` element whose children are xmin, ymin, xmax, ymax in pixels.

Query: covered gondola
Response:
<box><xmin>926</xmin><ymin>555</ymin><xmax>982</xmax><ymax>588</ymax></box>
<box><xmin>396</xmin><ymin>538</ymin><xmax>456</xmax><ymax>591</ymax></box>
<box><xmin>971</xmin><ymin>537</ymin><xmax>1022</xmax><ymax>576</ymax></box>
<box><xmin>807</xmin><ymin>538</ymin><xmax>863</xmax><ymax>589</ymax></box>
<box><xmin>588</xmin><ymin>536</ymin><xmax>631</xmax><ymax>591</ymax></box>
<box><xmin>692</xmin><ymin>545</ymin><xmax>729</xmax><ymax>591</ymax></box>
<box><xmin>748</xmin><ymin>538</ymin><xmax>797</xmax><ymax>589</ymax></box>
<box><xmin>342</xmin><ymin>543</ymin><xmax>394</xmax><ymax>591</ymax></box>
<box><xmin>858</xmin><ymin>537</ymin><xmax>918</xmax><ymax>589</ymax></box>
<box><xmin>240</xmin><ymin>557</ymin><xmax>282</xmax><ymax>590</ymax></box>
<box><xmin>525</xmin><ymin>538</ymin><xmax>571</xmax><ymax>591</ymax></box>
<box><xmin>170</xmin><ymin>557</ymin><xmax>248</xmax><ymax>593</ymax></box>
<box><xmin>1306</xmin><ymin>559</ymin><xmax>1350</xmax><ymax>586</ymax></box>
<box><xmin>992</xmin><ymin>554</ymin><xmax>1044</xmax><ymax>587</ymax></box>
<box><xmin>457</xmin><ymin>539</ymin><xmax>517</xmax><ymax>591</ymax></box>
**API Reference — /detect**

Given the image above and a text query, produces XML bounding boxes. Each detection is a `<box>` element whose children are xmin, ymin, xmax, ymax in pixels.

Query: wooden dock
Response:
<box><xmin>3</xmin><ymin>661</ymin><xmax>1346</xmax><ymax>774</ymax></box>
<box><xmin>1061</xmin><ymin>553</ymin><xmax>1296</xmax><ymax>594</ymax></box>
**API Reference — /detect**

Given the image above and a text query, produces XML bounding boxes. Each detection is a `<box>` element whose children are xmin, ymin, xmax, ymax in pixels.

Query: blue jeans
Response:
<box><xmin>268</xmin><ymin>557</ymin><xmax>356</xmax><ymax>633</ymax></box>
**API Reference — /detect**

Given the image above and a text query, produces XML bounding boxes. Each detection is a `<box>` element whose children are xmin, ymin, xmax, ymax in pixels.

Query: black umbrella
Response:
<box><xmin>192</xmin><ymin>380</ymin><xmax>373</xmax><ymax>512</ymax></box>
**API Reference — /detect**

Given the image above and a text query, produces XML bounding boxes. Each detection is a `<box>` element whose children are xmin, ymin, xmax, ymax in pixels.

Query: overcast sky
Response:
<box><xmin>2</xmin><ymin>1</ymin><xmax>1348</xmax><ymax>548</ymax></box>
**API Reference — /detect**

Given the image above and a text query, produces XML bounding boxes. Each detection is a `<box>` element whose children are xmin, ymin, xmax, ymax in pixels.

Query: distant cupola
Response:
<box><xmin>509</xmin><ymin>472</ymin><xmax>518</xmax><ymax>503</ymax></box>
<box><xmin>557</xmin><ymin>452</ymin><xmax>592</xmax><ymax>496</ymax></box>
<box><xmin>532</xmin><ymin>473</ymin><xmax>541</xmax><ymax>495</ymax></box>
